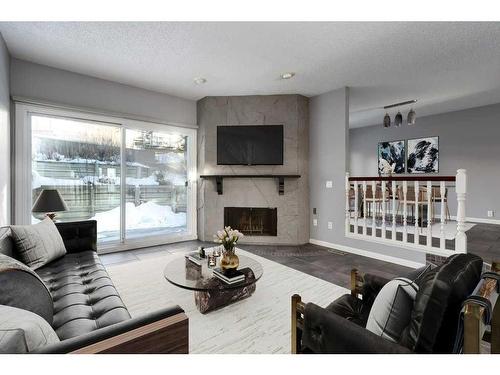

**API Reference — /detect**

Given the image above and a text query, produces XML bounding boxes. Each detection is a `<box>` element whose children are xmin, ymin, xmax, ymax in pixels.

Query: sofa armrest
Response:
<box><xmin>55</xmin><ymin>220</ymin><xmax>97</xmax><ymax>253</ymax></box>
<box><xmin>33</xmin><ymin>306</ymin><xmax>188</xmax><ymax>354</ymax></box>
<box><xmin>301</xmin><ymin>302</ymin><xmax>411</xmax><ymax>354</ymax></box>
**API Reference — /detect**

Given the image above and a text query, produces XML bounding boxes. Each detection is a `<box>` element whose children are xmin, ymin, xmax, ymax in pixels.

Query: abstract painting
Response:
<box><xmin>377</xmin><ymin>140</ymin><xmax>405</xmax><ymax>175</ymax></box>
<box><xmin>407</xmin><ymin>137</ymin><xmax>439</xmax><ymax>173</ymax></box>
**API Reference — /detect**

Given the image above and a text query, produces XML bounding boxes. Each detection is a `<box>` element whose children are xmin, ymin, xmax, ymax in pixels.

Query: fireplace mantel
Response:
<box><xmin>199</xmin><ymin>174</ymin><xmax>301</xmax><ymax>195</ymax></box>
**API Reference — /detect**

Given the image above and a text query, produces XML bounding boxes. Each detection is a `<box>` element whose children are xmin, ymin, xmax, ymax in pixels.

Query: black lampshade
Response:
<box><xmin>383</xmin><ymin>113</ymin><xmax>391</xmax><ymax>128</ymax></box>
<box><xmin>32</xmin><ymin>189</ymin><xmax>69</xmax><ymax>213</ymax></box>
<box><xmin>394</xmin><ymin>111</ymin><xmax>403</xmax><ymax>127</ymax></box>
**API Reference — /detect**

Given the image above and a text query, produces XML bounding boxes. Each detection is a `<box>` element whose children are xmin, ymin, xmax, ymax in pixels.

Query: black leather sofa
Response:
<box><xmin>291</xmin><ymin>253</ymin><xmax>498</xmax><ymax>354</ymax></box>
<box><xmin>0</xmin><ymin>220</ymin><xmax>188</xmax><ymax>354</ymax></box>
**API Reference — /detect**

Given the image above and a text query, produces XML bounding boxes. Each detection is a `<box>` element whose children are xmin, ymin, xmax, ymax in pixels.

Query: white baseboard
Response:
<box><xmin>309</xmin><ymin>238</ymin><xmax>426</xmax><ymax>269</ymax></box>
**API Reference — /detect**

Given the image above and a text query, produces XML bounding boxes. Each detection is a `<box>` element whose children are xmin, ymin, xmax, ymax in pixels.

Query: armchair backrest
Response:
<box><xmin>400</xmin><ymin>253</ymin><xmax>483</xmax><ymax>353</ymax></box>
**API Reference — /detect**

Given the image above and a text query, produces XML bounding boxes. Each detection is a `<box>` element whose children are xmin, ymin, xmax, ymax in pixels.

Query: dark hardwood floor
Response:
<box><xmin>101</xmin><ymin>223</ymin><xmax>499</xmax><ymax>289</ymax></box>
<box><xmin>465</xmin><ymin>224</ymin><xmax>500</xmax><ymax>265</ymax></box>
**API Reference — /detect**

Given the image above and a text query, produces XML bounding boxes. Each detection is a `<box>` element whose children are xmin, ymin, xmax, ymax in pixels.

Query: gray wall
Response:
<box><xmin>309</xmin><ymin>87</ymin><xmax>349</xmax><ymax>242</ymax></box>
<box><xmin>0</xmin><ymin>34</ymin><xmax>10</xmax><ymax>226</ymax></box>
<box><xmin>309</xmin><ymin>87</ymin><xmax>425</xmax><ymax>266</ymax></box>
<box><xmin>10</xmin><ymin>58</ymin><xmax>196</xmax><ymax>125</ymax></box>
<box><xmin>350</xmin><ymin>103</ymin><xmax>500</xmax><ymax>221</ymax></box>
<box><xmin>197</xmin><ymin>95</ymin><xmax>310</xmax><ymax>245</ymax></box>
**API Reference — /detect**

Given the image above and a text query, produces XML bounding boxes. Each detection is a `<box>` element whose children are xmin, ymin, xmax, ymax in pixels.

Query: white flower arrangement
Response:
<box><xmin>213</xmin><ymin>226</ymin><xmax>244</xmax><ymax>252</ymax></box>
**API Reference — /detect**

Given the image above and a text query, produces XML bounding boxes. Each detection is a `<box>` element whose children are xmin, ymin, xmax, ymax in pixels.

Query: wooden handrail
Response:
<box><xmin>348</xmin><ymin>176</ymin><xmax>455</xmax><ymax>182</ymax></box>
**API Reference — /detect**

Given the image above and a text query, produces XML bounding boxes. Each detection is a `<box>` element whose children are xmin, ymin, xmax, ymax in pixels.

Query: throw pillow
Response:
<box><xmin>365</xmin><ymin>277</ymin><xmax>418</xmax><ymax>342</ymax></box>
<box><xmin>0</xmin><ymin>253</ymin><xmax>54</xmax><ymax>324</ymax></box>
<box><xmin>10</xmin><ymin>217</ymin><xmax>67</xmax><ymax>270</ymax></box>
<box><xmin>0</xmin><ymin>304</ymin><xmax>60</xmax><ymax>353</ymax></box>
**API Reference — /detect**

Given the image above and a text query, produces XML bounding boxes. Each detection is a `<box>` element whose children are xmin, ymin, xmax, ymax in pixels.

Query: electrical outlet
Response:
<box><xmin>488</xmin><ymin>210</ymin><xmax>494</xmax><ymax>218</ymax></box>
<box><xmin>326</xmin><ymin>180</ymin><xmax>333</xmax><ymax>189</ymax></box>
<box><xmin>328</xmin><ymin>221</ymin><xmax>333</xmax><ymax>230</ymax></box>
<box><xmin>313</xmin><ymin>219</ymin><xmax>318</xmax><ymax>226</ymax></box>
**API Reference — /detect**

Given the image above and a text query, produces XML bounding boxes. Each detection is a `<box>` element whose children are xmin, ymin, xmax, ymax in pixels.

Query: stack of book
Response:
<box><xmin>185</xmin><ymin>252</ymin><xmax>204</xmax><ymax>266</ymax></box>
<box><xmin>212</xmin><ymin>268</ymin><xmax>245</xmax><ymax>284</ymax></box>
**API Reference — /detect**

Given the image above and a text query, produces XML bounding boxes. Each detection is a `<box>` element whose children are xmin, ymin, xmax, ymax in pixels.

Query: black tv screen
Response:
<box><xmin>217</xmin><ymin>125</ymin><xmax>284</xmax><ymax>165</ymax></box>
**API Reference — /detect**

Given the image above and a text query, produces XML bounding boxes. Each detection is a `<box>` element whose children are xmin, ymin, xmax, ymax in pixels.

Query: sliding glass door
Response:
<box><xmin>19</xmin><ymin>104</ymin><xmax>197</xmax><ymax>249</ymax></box>
<box><xmin>31</xmin><ymin>115</ymin><xmax>122</xmax><ymax>242</ymax></box>
<box><xmin>124</xmin><ymin>129</ymin><xmax>188</xmax><ymax>239</ymax></box>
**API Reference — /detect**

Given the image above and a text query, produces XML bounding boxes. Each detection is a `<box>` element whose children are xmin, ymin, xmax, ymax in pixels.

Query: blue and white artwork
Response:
<box><xmin>407</xmin><ymin>137</ymin><xmax>439</xmax><ymax>173</ymax></box>
<box><xmin>377</xmin><ymin>140</ymin><xmax>405</xmax><ymax>175</ymax></box>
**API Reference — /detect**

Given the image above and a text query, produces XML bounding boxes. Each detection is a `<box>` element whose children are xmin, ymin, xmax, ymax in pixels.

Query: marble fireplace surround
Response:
<box><xmin>197</xmin><ymin>95</ymin><xmax>310</xmax><ymax>245</ymax></box>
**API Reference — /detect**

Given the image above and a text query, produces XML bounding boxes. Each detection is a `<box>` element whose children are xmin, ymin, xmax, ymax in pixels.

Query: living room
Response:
<box><xmin>1</xmin><ymin>2</ymin><xmax>500</xmax><ymax>371</ymax></box>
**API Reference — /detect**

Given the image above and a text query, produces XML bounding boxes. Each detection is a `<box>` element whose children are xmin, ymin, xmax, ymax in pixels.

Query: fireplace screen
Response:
<box><xmin>224</xmin><ymin>207</ymin><xmax>277</xmax><ymax>236</ymax></box>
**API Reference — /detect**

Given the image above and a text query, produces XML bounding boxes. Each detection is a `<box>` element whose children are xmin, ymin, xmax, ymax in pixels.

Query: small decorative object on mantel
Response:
<box><xmin>214</xmin><ymin>226</ymin><xmax>244</xmax><ymax>275</ymax></box>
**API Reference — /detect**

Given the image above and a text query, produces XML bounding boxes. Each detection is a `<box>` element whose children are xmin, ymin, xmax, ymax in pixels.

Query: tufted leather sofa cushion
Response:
<box><xmin>55</xmin><ymin>221</ymin><xmax>97</xmax><ymax>254</ymax></box>
<box><xmin>35</xmin><ymin>251</ymin><xmax>131</xmax><ymax>341</ymax></box>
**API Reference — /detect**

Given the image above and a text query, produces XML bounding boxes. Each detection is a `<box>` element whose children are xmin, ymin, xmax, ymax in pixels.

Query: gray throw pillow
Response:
<box><xmin>10</xmin><ymin>217</ymin><xmax>67</xmax><ymax>270</ymax></box>
<box><xmin>0</xmin><ymin>305</ymin><xmax>60</xmax><ymax>353</ymax></box>
<box><xmin>0</xmin><ymin>253</ymin><xmax>54</xmax><ymax>324</ymax></box>
<box><xmin>365</xmin><ymin>277</ymin><xmax>418</xmax><ymax>342</ymax></box>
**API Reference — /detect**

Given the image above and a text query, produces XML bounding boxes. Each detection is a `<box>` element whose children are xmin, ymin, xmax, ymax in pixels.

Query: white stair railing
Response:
<box><xmin>345</xmin><ymin>170</ymin><xmax>467</xmax><ymax>257</ymax></box>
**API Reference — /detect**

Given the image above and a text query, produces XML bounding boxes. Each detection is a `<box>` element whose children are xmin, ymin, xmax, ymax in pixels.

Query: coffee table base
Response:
<box><xmin>194</xmin><ymin>283</ymin><xmax>256</xmax><ymax>314</ymax></box>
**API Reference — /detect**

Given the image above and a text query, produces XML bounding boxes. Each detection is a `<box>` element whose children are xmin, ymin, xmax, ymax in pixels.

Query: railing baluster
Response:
<box><xmin>371</xmin><ymin>180</ymin><xmax>376</xmax><ymax>237</ymax></box>
<box><xmin>354</xmin><ymin>183</ymin><xmax>359</xmax><ymax>235</ymax></box>
<box><xmin>403</xmin><ymin>181</ymin><xmax>408</xmax><ymax>243</ymax></box>
<box><xmin>345</xmin><ymin>173</ymin><xmax>466</xmax><ymax>257</ymax></box>
<box><xmin>392</xmin><ymin>181</ymin><xmax>396</xmax><ymax>241</ymax></box>
<box><xmin>427</xmin><ymin>181</ymin><xmax>432</xmax><ymax>248</ymax></box>
<box><xmin>381</xmin><ymin>180</ymin><xmax>386</xmax><ymax>239</ymax></box>
<box><xmin>440</xmin><ymin>181</ymin><xmax>446</xmax><ymax>250</ymax></box>
<box><xmin>363</xmin><ymin>181</ymin><xmax>367</xmax><ymax>236</ymax></box>
<box><xmin>414</xmin><ymin>180</ymin><xmax>419</xmax><ymax>245</ymax></box>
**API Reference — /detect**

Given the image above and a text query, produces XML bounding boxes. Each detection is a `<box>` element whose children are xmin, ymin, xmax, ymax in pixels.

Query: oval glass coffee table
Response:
<box><xmin>164</xmin><ymin>254</ymin><xmax>263</xmax><ymax>314</ymax></box>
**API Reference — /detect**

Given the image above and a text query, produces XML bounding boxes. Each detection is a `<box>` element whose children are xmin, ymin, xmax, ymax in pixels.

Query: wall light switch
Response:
<box><xmin>313</xmin><ymin>208</ymin><xmax>317</xmax><ymax>215</ymax></box>
<box><xmin>326</xmin><ymin>181</ymin><xmax>333</xmax><ymax>189</ymax></box>
<box><xmin>488</xmin><ymin>210</ymin><xmax>494</xmax><ymax>218</ymax></box>
<box><xmin>327</xmin><ymin>221</ymin><xmax>333</xmax><ymax>230</ymax></box>
<box><xmin>313</xmin><ymin>219</ymin><xmax>318</xmax><ymax>226</ymax></box>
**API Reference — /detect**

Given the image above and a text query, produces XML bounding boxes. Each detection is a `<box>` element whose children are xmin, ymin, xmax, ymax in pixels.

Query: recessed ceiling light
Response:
<box><xmin>194</xmin><ymin>77</ymin><xmax>207</xmax><ymax>85</ymax></box>
<box><xmin>280</xmin><ymin>72</ymin><xmax>295</xmax><ymax>80</ymax></box>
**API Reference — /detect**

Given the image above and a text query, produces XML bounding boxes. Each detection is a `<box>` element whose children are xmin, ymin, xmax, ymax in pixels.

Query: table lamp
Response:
<box><xmin>32</xmin><ymin>189</ymin><xmax>69</xmax><ymax>221</ymax></box>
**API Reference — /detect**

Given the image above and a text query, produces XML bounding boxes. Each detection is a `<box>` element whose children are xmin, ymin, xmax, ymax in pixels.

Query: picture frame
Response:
<box><xmin>406</xmin><ymin>136</ymin><xmax>439</xmax><ymax>174</ymax></box>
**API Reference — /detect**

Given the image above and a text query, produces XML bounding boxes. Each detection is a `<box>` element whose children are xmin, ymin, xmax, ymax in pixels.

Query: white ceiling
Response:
<box><xmin>1</xmin><ymin>22</ymin><xmax>500</xmax><ymax>127</ymax></box>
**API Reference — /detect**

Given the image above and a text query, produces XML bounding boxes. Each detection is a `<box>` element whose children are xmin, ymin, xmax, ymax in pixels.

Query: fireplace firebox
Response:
<box><xmin>224</xmin><ymin>207</ymin><xmax>277</xmax><ymax>236</ymax></box>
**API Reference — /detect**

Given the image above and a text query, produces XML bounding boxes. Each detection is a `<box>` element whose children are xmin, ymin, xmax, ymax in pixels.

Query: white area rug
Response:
<box><xmin>106</xmin><ymin>249</ymin><xmax>348</xmax><ymax>354</ymax></box>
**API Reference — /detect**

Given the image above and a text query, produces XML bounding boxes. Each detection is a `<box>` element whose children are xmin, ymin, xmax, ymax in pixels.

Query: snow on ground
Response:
<box><xmin>32</xmin><ymin>170</ymin><xmax>83</xmax><ymax>188</ymax></box>
<box><xmin>91</xmin><ymin>201</ymin><xmax>186</xmax><ymax>233</ymax></box>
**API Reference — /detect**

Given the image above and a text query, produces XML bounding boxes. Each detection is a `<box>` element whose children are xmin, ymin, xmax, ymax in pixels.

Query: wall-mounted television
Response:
<box><xmin>217</xmin><ymin>125</ymin><xmax>284</xmax><ymax>165</ymax></box>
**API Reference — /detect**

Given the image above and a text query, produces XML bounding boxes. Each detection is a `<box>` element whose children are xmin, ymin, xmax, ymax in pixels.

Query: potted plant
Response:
<box><xmin>214</xmin><ymin>226</ymin><xmax>244</xmax><ymax>274</ymax></box>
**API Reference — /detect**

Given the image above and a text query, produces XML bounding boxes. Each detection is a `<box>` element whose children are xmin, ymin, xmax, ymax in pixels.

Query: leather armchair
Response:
<box><xmin>292</xmin><ymin>254</ymin><xmax>487</xmax><ymax>354</ymax></box>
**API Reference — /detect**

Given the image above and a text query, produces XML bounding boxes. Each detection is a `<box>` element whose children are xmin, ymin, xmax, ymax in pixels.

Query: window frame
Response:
<box><xmin>14</xmin><ymin>103</ymin><xmax>197</xmax><ymax>253</ymax></box>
